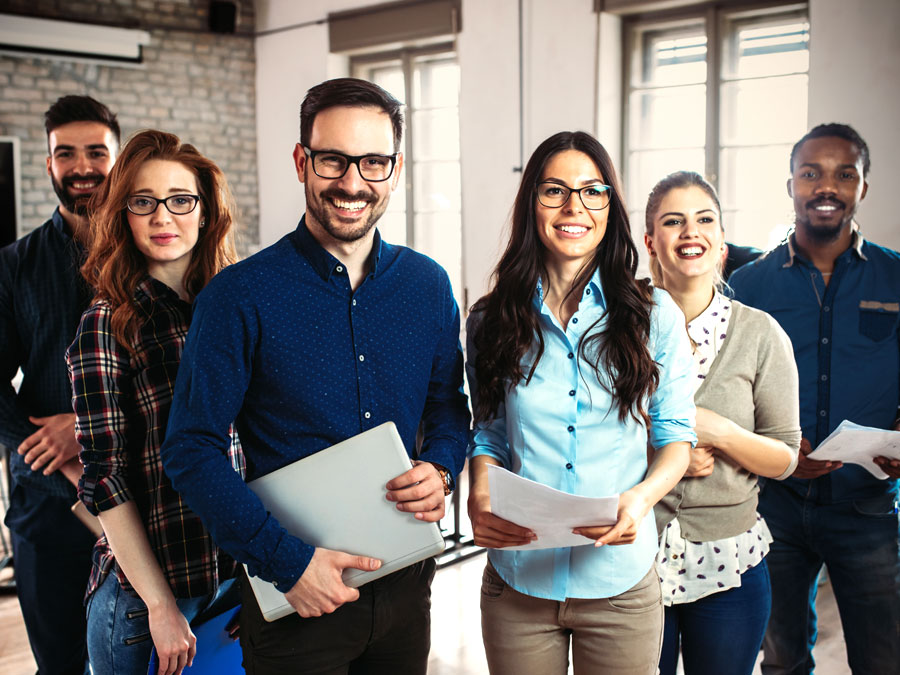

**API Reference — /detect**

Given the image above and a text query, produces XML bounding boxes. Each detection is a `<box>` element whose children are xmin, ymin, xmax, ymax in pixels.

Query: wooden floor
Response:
<box><xmin>0</xmin><ymin>549</ymin><xmax>850</xmax><ymax>675</ymax></box>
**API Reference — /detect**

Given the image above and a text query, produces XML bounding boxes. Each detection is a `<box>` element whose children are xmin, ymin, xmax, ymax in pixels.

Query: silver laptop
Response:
<box><xmin>243</xmin><ymin>422</ymin><xmax>446</xmax><ymax>622</ymax></box>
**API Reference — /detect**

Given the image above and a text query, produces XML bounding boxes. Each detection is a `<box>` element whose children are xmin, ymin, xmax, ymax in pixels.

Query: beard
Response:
<box><xmin>305</xmin><ymin>184</ymin><xmax>389</xmax><ymax>243</ymax></box>
<box><xmin>796</xmin><ymin>196</ymin><xmax>853</xmax><ymax>244</ymax></box>
<box><xmin>51</xmin><ymin>172</ymin><xmax>105</xmax><ymax>216</ymax></box>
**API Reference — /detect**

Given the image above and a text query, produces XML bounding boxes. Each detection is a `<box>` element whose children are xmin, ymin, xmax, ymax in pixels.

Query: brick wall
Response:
<box><xmin>0</xmin><ymin>0</ymin><xmax>260</xmax><ymax>251</ymax></box>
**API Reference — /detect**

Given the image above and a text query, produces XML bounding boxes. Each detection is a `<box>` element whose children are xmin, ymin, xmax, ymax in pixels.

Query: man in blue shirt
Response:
<box><xmin>730</xmin><ymin>123</ymin><xmax>900</xmax><ymax>675</ymax></box>
<box><xmin>1</xmin><ymin>95</ymin><xmax>119</xmax><ymax>675</ymax></box>
<box><xmin>161</xmin><ymin>78</ymin><xmax>470</xmax><ymax>674</ymax></box>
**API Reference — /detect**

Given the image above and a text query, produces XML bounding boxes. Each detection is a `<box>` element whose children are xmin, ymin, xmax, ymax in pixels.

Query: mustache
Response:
<box><xmin>806</xmin><ymin>196</ymin><xmax>845</xmax><ymax>210</ymax></box>
<box><xmin>321</xmin><ymin>187</ymin><xmax>376</xmax><ymax>203</ymax></box>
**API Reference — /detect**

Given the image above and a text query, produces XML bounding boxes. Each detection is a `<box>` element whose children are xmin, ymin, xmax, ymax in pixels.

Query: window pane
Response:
<box><xmin>629</xmin><ymin>85</ymin><xmax>706</xmax><ymax>149</ymax></box>
<box><xmin>720</xmin><ymin>74</ymin><xmax>808</xmax><ymax>146</ymax></box>
<box><xmin>627</xmin><ymin>148</ymin><xmax>706</xmax><ymax>209</ymax></box>
<box><xmin>414</xmin><ymin>211</ymin><xmax>462</xmax><ymax>308</ymax></box>
<box><xmin>718</xmin><ymin>145</ymin><xmax>794</xmax><ymax>249</ymax></box>
<box><xmin>726</xmin><ymin>20</ymin><xmax>809</xmax><ymax>79</ymax></box>
<box><xmin>413</xmin><ymin>58</ymin><xmax>459</xmax><ymax>109</ymax></box>
<box><xmin>414</xmin><ymin>161</ymin><xmax>461</xmax><ymax>214</ymax></box>
<box><xmin>378</xmin><ymin>210</ymin><xmax>407</xmax><ymax>247</ymax></box>
<box><xmin>369</xmin><ymin>65</ymin><xmax>406</xmax><ymax>103</ymax></box>
<box><xmin>412</xmin><ymin>108</ymin><xmax>461</xmax><ymax>160</ymax></box>
<box><xmin>635</xmin><ymin>28</ymin><xmax>707</xmax><ymax>86</ymax></box>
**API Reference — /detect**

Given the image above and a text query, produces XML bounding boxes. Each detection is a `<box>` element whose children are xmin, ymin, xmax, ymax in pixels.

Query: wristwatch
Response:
<box><xmin>433</xmin><ymin>463</ymin><xmax>453</xmax><ymax>496</ymax></box>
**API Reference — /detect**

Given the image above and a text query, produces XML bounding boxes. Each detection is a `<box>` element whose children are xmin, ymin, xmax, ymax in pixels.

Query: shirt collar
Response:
<box><xmin>686</xmin><ymin>291</ymin><xmax>728</xmax><ymax>344</ymax></box>
<box><xmin>534</xmin><ymin>266</ymin><xmax>607</xmax><ymax>311</ymax></box>
<box><xmin>292</xmin><ymin>216</ymin><xmax>384</xmax><ymax>282</ymax></box>
<box><xmin>135</xmin><ymin>274</ymin><xmax>187</xmax><ymax>306</ymax></box>
<box><xmin>783</xmin><ymin>224</ymin><xmax>867</xmax><ymax>268</ymax></box>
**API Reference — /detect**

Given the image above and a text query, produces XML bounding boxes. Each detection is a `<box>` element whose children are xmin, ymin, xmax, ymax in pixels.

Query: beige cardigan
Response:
<box><xmin>654</xmin><ymin>301</ymin><xmax>801</xmax><ymax>541</ymax></box>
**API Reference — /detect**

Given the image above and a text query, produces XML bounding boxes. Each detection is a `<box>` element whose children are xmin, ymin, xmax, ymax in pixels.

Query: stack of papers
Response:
<box><xmin>807</xmin><ymin>420</ymin><xmax>900</xmax><ymax>479</ymax></box>
<box><xmin>488</xmin><ymin>464</ymin><xmax>619</xmax><ymax>551</ymax></box>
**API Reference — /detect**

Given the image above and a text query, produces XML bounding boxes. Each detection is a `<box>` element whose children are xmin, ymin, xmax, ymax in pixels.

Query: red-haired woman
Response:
<box><xmin>66</xmin><ymin>130</ymin><xmax>244</xmax><ymax>675</ymax></box>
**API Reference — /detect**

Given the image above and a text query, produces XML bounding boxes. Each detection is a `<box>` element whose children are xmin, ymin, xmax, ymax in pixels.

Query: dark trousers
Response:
<box><xmin>660</xmin><ymin>559</ymin><xmax>771</xmax><ymax>675</ymax></box>
<box><xmin>239</xmin><ymin>558</ymin><xmax>436</xmax><ymax>675</ymax></box>
<box><xmin>6</xmin><ymin>486</ymin><xmax>95</xmax><ymax>675</ymax></box>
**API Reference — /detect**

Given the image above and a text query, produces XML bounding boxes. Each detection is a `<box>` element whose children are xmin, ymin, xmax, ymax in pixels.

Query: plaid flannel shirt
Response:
<box><xmin>67</xmin><ymin>275</ymin><xmax>245</xmax><ymax>599</ymax></box>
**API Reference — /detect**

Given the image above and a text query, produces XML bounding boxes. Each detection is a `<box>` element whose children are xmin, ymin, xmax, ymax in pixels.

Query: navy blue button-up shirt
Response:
<box><xmin>161</xmin><ymin>218</ymin><xmax>470</xmax><ymax>589</ymax></box>
<box><xmin>730</xmin><ymin>231</ymin><xmax>900</xmax><ymax>502</ymax></box>
<box><xmin>0</xmin><ymin>208</ymin><xmax>91</xmax><ymax>504</ymax></box>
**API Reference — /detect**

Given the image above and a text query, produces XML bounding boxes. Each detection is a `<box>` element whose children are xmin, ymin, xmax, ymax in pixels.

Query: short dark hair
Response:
<box><xmin>790</xmin><ymin>123</ymin><xmax>870</xmax><ymax>177</ymax></box>
<box><xmin>300</xmin><ymin>78</ymin><xmax>403</xmax><ymax>152</ymax></box>
<box><xmin>44</xmin><ymin>95</ymin><xmax>121</xmax><ymax>147</ymax></box>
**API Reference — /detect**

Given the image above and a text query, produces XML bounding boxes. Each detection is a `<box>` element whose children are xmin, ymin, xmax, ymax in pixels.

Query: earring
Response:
<box><xmin>200</xmin><ymin>218</ymin><xmax>206</xmax><ymax>228</ymax></box>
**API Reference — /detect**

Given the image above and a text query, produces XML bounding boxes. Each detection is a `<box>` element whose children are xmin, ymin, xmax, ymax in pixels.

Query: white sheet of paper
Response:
<box><xmin>487</xmin><ymin>464</ymin><xmax>619</xmax><ymax>551</ymax></box>
<box><xmin>807</xmin><ymin>419</ymin><xmax>900</xmax><ymax>479</ymax></box>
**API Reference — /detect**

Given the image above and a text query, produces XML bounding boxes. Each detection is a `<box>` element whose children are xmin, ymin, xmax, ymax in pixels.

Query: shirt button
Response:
<box><xmin>359</xmin><ymin>354</ymin><xmax>365</xmax><ymax>361</ymax></box>
<box><xmin>572</xmin><ymin>317</ymin><xmax>578</xmax><ymax>324</ymax></box>
<box><xmin>567</xmin><ymin>352</ymin><xmax>574</xmax><ymax>359</ymax></box>
<box><xmin>364</xmin><ymin>411</ymin><xmax>371</xmax><ymax>419</ymax></box>
<box><xmin>567</xmin><ymin>425</ymin><xmax>575</xmax><ymax>433</ymax></box>
<box><xmin>335</xmin><ymin>265</ymin><xmax>344</xmax><ymax>273</ymax></box>
<box><xmin>352</xmin><ymin>299</ymin><xmax>357</xmax><ymax>306</ymax></box>
<box><xmin>586</xmin><ymin>288</ymin><xmax>591</xmax><ymax>295</ymax></box>
<box><xmin>821</xmin><ymin>374</ymin><xmax>828</xmax><ymax>381</ymax></box>
<box><xmin>821</xmin><ymin>337</ymin><xmax>829</xmax><ymax>344</ymax></box>
<box><xmin>565</xmin><ymin>463</ymin><xmax>573</xmax><ymax>470</ymax></box>
<box><xmin>569</xmin><ymin>390</ymin><xmax>576</xmax><ymax>396</ymax></box>
<box><xmin>823</xmin><ymin>306</ymin><xmax>830</xmax><ymax>312</ymax></box>
<box><xmin>819</xmin><ymin>410</ymin><xmax>827</xmax><ymax>417</ymax></box>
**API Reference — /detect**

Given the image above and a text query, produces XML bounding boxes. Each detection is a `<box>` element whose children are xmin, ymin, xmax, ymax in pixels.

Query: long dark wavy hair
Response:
<box><xmin>470</xmin><ymin>131</ymin><xmax>659</xmax><ymax>426</ymax></box>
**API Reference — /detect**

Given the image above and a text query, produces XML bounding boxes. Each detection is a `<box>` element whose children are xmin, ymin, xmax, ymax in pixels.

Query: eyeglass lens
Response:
<box><xmin>537</xmin><ymin>183</ymin><xmax>611</xmax><ymax>210</ymax></box>
<box><xmin>312</xmin><ymin>152</ymin><xmax>394</xmax><ymax>181</ymax></box>
<box><xmin>126</xmin><ymin>195</ymin><xmax>199</xmax><ymax>215</ymax></box>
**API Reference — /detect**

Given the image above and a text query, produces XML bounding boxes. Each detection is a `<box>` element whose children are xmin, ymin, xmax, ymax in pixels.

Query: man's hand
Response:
<box><xmin>792</xmin><ymin>437</ymin><xmax>841</xmax><ymax>479</ymax></box>
<box><xmin>685</xmin><ymin>444</ymin><xmax>716</xmax><ymax>477</ymax></box>
<box><xmin>468</xmin><ymin>490</ymin><xmax>535</xmax><ymax>549</ymax></box>
<box><xmin>16</xmin><ymin>413</ymin><xmax>80</xmax><ymax>475</ymax></box>
<box><xmin>874</xmin><ymin>456</ymin><xmax>900</xmax><ymax>479</ymax></box>
<box><xmin>284</xmin><ymin>548</ymin><xmax>381</xmax><ymax>618</ymax></box>
<box><xmin>385</xmin><ymin>460</ymin><xmax>447</xmax><ymax>522</ymax></box>
<box><xmin>573</xmin><ymin>485</ymin><xmax>652</xmax><ymax>547</ymax></box>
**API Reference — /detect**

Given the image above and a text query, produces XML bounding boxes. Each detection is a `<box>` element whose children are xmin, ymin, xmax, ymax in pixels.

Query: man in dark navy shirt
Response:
<box><xmin>161</xmin><ymin>78</ymin><xmax>470</xmax><ymax>674</ymax></box>
<box><xmin>0</xmin><ymin>96</ymin><xmax>118</xmax><ymax>675</ymax></box>
<box><xmin>730</xmin><ymin>124</ymin><xmax>900</xmax><ymax>675</ymax></box>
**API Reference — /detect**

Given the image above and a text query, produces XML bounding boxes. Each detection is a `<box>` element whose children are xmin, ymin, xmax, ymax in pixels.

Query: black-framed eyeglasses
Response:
<box><xmin>304</xmin><ymin>147</ymin><xmax>397</xmax><ymax>182</ymax></box>
<box><xmin>126</xmin><ymin>194</ymin><xmax>201</xmax><ymax>216</ymax></box>
<box><xmin>536</xmin><ymin>182</ymin><xmax>613</xmax><ymax>211</ymax></box>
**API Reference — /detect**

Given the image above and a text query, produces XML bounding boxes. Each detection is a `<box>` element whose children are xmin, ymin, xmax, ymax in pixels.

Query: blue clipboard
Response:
<box><xmin>147</xmin><ymin>605</ymin><xmax>243</xmax><ymax>674</ymax></box>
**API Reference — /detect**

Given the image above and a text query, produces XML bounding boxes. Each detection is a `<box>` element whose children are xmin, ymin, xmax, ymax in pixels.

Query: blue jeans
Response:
<box><xmin>758</xmin><ymin>480</ymin><xmax>900</xmax><ymax>675</ymax></box>
<box><xmin>86</xmin><ymin>573</ymin><xmax>238</xmax><ymax>675</ymax></box>
<box><xmin>659</xmin><ymin>559</ymin><xmax>770</xmax><ymax>675</ymax></box>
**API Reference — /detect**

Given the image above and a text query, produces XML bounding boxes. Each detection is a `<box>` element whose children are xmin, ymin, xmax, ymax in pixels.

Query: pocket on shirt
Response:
<box><xmin>858</xmin><ymin>301</ymin><xmax>899</xmax><ymax>342</ymax></box>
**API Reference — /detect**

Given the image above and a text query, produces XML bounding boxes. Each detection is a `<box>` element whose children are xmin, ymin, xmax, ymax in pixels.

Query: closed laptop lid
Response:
<box><xmin>243</xmin><ymin>422</ymin><xmax>445</xmax><ymax>621</ymax></box>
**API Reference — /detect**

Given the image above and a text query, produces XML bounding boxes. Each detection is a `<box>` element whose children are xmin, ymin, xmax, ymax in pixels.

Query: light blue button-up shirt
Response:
<box><xmin>467</xmin><ymin>269</ymin><xmax>696</xmax><ymax>601</ymax></box>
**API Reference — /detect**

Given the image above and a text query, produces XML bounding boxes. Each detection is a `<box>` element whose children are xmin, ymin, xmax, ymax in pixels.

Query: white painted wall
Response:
<box><xmin>808</xmin><ymin>0</ymin><xmax>900</xmax><ymax>250</ymax></box>
<box><xmin>254</xmin><ymin>0</ymin><xmax>900</xmax><ymax>303</ymax></box>
<box><xmin>253</xmin><ymin>0</ymin><xmax>383</xmax><ymax>250</ymax></box>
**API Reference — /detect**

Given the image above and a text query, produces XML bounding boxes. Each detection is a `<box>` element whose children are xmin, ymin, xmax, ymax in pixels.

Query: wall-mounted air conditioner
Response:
<box><xmin>0</xmin><ymin>14</ymin><xmax>151</xmax><ymax>65</ymax></box>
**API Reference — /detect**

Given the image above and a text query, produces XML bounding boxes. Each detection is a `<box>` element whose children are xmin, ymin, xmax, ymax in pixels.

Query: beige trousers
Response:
<box><xmin>480</xmin><ymin>561</ymin><xmax>663</xmax><ymax>675</ymax></box>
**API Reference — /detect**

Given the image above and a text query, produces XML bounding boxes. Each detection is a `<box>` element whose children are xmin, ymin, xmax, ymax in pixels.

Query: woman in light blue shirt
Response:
<box><xmin>466</xmin><ymin>131</ymin><xmax>696</xmax><ymax>675</ymax></box>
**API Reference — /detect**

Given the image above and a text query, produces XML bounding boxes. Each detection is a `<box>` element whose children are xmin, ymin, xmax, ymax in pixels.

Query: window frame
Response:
<box><xmin>622</xmin><ymin>1</ymin><xmax>809</xmax><ymax>247</ymax></box>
